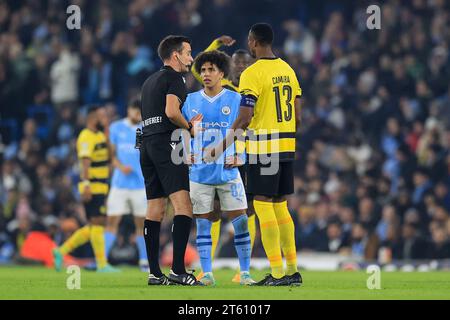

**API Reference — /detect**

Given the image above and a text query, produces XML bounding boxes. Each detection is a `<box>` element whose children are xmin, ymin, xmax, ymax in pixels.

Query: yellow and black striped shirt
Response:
<box><xmin>239</xmin><ymin>57</ymin><xmax>301</xmax><ymax>161</ymax></box>
<box><xmin>76</xmin><ymin>128</ymin><xmax>109</xmax><ymax>195</ymax></box>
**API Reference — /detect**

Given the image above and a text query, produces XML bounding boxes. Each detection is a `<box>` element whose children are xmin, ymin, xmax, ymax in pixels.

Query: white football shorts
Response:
<box><xmin>106</xmin><ymin>188</ymin><xmax>147</xmax><ymax>217</ymax></box>
<box><xmin>190</xmin><ymin>176</ymin><xmax>247</xmax><ymax>215</ymax></box>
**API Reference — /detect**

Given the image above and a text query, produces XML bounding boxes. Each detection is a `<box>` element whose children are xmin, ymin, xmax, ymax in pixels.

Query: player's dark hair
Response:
<box><xmin>233</xmin><ymin>49</ymin><xmax>251</xmax><ymax>56</ymax></box>
<box><xmin>128</xmin><ymin>97</ymin><xmax>141</xmax><ymax>110</ymax></box>
<box><xmin>194</xmin><ymin>50</ymin><xmax>231</xmax><ymax>78</ymax></box>
<box><xmin>250</xmin><ymin>23</ymin><xmax>274</xmax><ymax>46</ymax></box>
<box><xmin>87</xmin><ymin>104</ymin><xmax>100</xmax><ymax>115</ymax></box>
<box><xmin>157</xmin><ymin>35</ymin><xmax>191</xmax><ymax>61</ymax></box>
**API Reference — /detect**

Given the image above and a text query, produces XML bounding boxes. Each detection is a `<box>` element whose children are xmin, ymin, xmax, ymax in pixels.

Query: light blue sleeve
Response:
<box><xmin>182</xmin><ymin>97</ymin><xmax>190</xmax><ymax>120</ymax></box>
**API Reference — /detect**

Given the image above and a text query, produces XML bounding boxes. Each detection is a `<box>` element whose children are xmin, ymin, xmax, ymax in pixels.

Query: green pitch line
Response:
<box><xmin>0</xmin><ymin>266</ymin><xmax>449</xmax><ymax>300</ymax></box>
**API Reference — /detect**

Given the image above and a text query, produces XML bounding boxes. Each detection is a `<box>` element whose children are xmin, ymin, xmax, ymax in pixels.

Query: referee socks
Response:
<box><xmin>172</xmin><ymin>215</ymin><xmax>193</xmax><ymax>275</ymax></box>
<box><xmin>144</xmin><ymin>220</ymin><xmax>163</xmax><ymax>277</ymax></box>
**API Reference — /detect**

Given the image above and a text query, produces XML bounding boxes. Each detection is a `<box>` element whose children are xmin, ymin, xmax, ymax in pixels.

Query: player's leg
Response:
<box><xmin>152</xmin><ymin>135</ymin><xmax>201</xmax><ymax>285</ymax></box>
<box><xmin>239</xmin><ymin>164</ymin><xmax>256</xmax><ymax>249</ymax></box>
<box><xmin>233</xmin><ymin>165</ymin><xmax>256</xmax><ymax>283</ymax></box>
<box><xmin>105</xmin><ymin>216</ymin><xmax>121</xmax><ymax>256</ymax></box>
<box><xmin>273</xmin><ymin>194</ymin><xmax>297</xmax><ymax>275</ymax></box>
<box><xmin>247</xmin><ymin>199</ymin><xmax>256</xmax><ymax>250</ymax></box>
<box><xmin>167</xmin><ymin>190</ymin><xmax>202</xmax><ymax>285</ymax></box>
<box><xmin>141</xmin><ymin>137</ymin><xmax>170</xmax><ymax>284</ymax></box>
<box><xmin>273</xmin><ymin>162</ymin><xmax>302</xmax><ymax>286</ymax></box>
<box><xmin>248</xmin><ymin>163</ymin><xmax>286</xmax><ymax>284</ymax></box>
<box><xmin>131</xmin><ymin>188</ymin><xmax>149</xmax><ymax>272</ymax></box>
<box><xmin>190</xmin><ymin>181</ymin><xmax>215</xmax><ymax>285</ymax></box>
<box><xmin>105</xmin><ymin>188</ymin><xmax>127</xmax><ymax>259</ymax></box>
<box><xmin>219</xmin><ymin>176</ymin><xmax>255</xmax><ymax>285</ymax></box>
<box><xmin>168</xmin><ymin>190</ymin><xmax>193</xmax><ymax>275</ymax></box>
<box><xmin>210</xmin><ymin>200</ymin><xmax>222</xmax><ymax>260</ymax></box>
<box><xmin>53</xmin><ymin>224</ymin><xmax>91</xmax><ymax>271</ymax></box>
<box><xmin>144</xmin><ymin>197</ymin><xmax>166</xmax><ymax>282</ymax></box>
<box><xmin>88</xmin><ymin>196</ymin><xmax>120</xmax><ymax>272</ymax></box>
<box><xmin>196</xmin><ymin>212</ymin><xmax>215</xmax><ymax>286</ymax></box>
<box><xmin>197</xmin><ymin>207</ymin><xmax>220</xmax><ymax>280</ymax></box>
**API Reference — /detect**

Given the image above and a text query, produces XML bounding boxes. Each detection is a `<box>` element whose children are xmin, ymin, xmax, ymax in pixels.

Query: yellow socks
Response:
<box><xmin>210</xmin><ymin>219</ymin><xmax>221</xmax><ymax>259</ymax></box>
<box><xmin>253</xmin><ymin>200</ymin><xmax>284</xmax><ymax>279</ymax></box>
<box><xmin>59</xmin><ymin>224</ymin><xmax>109</xmax><ymax>270</ymax></box>
<box><xmin>248</xmin><ymin>214</ymin><xmax>256</xmax><ymax>250</ymax></box>
<box><xmin>90</xmin><ymin>225</ymin><xmax>107</xmax><ymax>269</ymax></box>
<box><xmin>59</xmin><ymin>225</ymin><xmax>91</xmax><ymax>255</ymax></box>
<box><xmin>274</xmin><ymin>201</ymin><xmax>298</xmax><ymax>275</ymax></box>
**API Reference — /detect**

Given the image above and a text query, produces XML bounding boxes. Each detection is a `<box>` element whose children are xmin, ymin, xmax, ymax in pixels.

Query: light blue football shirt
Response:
<box><xmin>182</xmin><ymin>89</ymin><xmax>241</xmax><ymax>185</ymax></box>
<box><xmin>109</xmin><ymin>118</ymin><xmax>145</xmax><ymax>189</ymax></box>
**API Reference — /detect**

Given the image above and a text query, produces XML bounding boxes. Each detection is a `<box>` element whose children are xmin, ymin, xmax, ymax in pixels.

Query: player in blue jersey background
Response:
<box><xmin>105</xmin><ymin>99</ymin><xmax>149</xmax><ymax>271</ymax></box>
<box><xmin>182</xmin><ymin>51</ymin><xmax>255</xmax><ymax>285</ymax></box>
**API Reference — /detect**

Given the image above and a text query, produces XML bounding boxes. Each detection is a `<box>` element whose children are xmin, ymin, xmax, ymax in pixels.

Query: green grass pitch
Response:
<box><xmin>0</xmin><ymin>266</ymin><xmax>449</xmax><ymax>300</ymax></box>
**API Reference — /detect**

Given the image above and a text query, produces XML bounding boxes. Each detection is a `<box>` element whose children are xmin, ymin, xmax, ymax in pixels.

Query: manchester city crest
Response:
<box><xmin>221</xmin><ymin>106</ymin><xmax>231</xmax><ymax>115</ymax></box>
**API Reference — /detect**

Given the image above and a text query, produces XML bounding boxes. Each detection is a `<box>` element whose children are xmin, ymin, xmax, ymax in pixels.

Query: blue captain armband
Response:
<box><xmin>240</xmin><ymin>94</ymin><xmax>257</xmax><ymax>108</ymax></box>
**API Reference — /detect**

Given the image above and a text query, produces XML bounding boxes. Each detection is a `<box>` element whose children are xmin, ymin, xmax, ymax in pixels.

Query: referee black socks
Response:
<box><xmin>172</xmin><ymin>215</ymin><xmax>193</xmax><ymax>275</ymax></box>
<box><xmin>144</xmin><ymin>219</ymin><xmax>163</xmax><ymax>277</ymax></box>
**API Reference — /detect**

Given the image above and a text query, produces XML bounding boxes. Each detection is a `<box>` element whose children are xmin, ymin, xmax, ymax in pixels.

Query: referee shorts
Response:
<box><xmin>139</xmin><ymin>133</ymin><xmax>189</xmax><ymax>200</ymax></box>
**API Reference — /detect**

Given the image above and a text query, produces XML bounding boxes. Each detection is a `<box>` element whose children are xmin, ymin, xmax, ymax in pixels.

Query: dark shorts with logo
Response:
<box><xmin>140</xmin><ymin>132</ymin><xmax>189</xmax><ymax>200</ymax></box>
<box><xmin>246</xmin><ymin>161</ymin><xmax>294</xmax><ymax>197</ymax></box>
<box><xmin>84</xmin><ymin>195</ymin><xmax>107</xmax><ymax>218</ymax></box>
<box><xmin>238</xmin><ymin>163</ymin><xmax>253</xmax><ymax>202</ymax></box>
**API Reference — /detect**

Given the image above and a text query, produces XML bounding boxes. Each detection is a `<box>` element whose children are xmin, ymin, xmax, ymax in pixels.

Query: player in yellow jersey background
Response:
<box><xmin>52</xmin><ymin>106</ymin><xmax>119</xmax><ymax>273</ymax></box>
<box><xmin>207</xmin><ymin>23</ymin><xmax>302</xmax><ymax>286</ymax></box>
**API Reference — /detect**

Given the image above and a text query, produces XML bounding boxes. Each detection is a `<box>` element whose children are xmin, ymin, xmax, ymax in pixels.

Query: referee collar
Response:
<box><xmin>161</xmin><ymin>65</ymin><xmax>175</xmax><ymax>71</ymax></box>
<box><xmin>259</xmin><ymin>57</ymin><xmax>279</xmax><ymax>60</ymax></box>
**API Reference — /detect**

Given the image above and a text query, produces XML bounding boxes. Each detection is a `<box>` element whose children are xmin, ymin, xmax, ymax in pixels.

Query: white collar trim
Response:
<box><xmin>200</xmin><ymin>89</ymin><xmax>226</xmax><ymax>103</ymax></box>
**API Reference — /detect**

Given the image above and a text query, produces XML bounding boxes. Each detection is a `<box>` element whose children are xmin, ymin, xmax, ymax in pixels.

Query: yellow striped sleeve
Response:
<box><xmin>77</xmin><ymin>132</ymin><xmax>93</xmax><ymax>159</ymax></box>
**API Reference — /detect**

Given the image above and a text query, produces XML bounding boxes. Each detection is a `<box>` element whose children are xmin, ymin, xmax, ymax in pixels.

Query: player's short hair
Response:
<box><xmin>87</xmin><ymin>104</ymin><xmax>100</xmax><ymax>115</ymax></box>
<box><xmin>250</xmin><ymin>23</ymin><xmax>274</xmax><ymax>46</ymax></box>
<box><xmin>194</xmin><ymin>50</ymin><xmax>231</xmax><ymax>78</ymax></box>
<box><xmin>128</xmin><ymin>97</ymin><xmax>141</xmax><ymax>110</ymax></box>
<box><xmin>233</xmin><ymin>49</ymin><xmax>251</xmax><ymax>56</ymax></box>
<box><xmin>157</xmin><ymin>35</ymin><xmax>191</xmax><ymax>61</ymax></box>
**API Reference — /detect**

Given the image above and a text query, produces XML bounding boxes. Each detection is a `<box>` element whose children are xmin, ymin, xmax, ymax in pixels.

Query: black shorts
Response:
<box><xmin>140</xmin><ymin>133</ymin><xmax>189</xmax><ymax>200</ymax></box>
<box><xmin>247</xmin><ymin>161</ymin><xmax>294</xmax><ymax>197</ymax></box>
<box><xmin>84</xmin><ymin>195</ymin><xmax>107</xmax><ymax>218</ymax></box>
<box><xmin>238</xmin><ymin>163</ymin><xmax>253</xmax><ymax>201</ymax></box>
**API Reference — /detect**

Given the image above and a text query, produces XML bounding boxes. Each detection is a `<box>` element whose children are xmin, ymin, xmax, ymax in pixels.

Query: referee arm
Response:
<box><xmin>165</xmin><ymin>94</ymin><xmax>191</xmax><ymax>130</ymax></box>
<box><xmin>166</xmin><ymin>94</ymin><xmax>203</xmax><ymax>135</ymax></box>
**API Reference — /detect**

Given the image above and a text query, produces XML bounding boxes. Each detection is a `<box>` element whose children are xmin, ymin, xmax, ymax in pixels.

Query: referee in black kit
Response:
<box><xmin>139</xmin><ymin>35</ymin><xmax>203</xmax><ymax>286</ymax></box>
